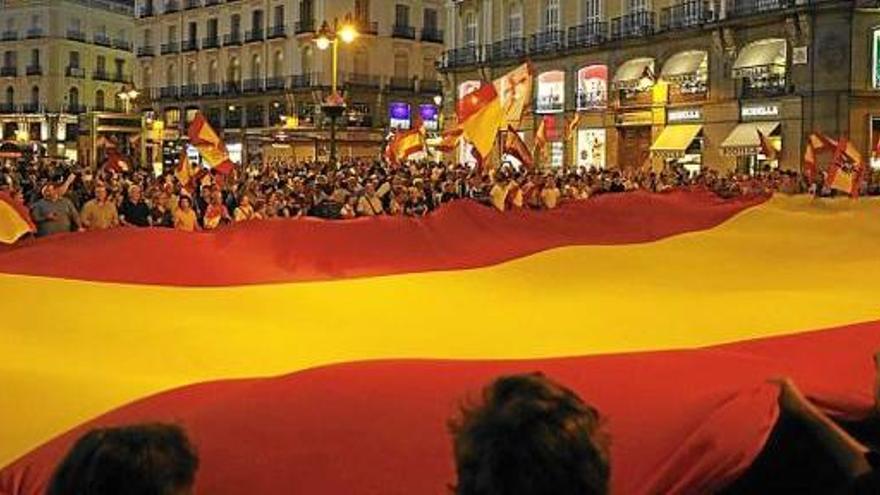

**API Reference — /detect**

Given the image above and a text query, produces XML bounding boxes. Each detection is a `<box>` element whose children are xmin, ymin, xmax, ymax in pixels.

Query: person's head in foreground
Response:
<box><xmin>47</xmin><ymin>423</ymin><xmax>199</xmax><ymax>495</ymax></box>
<box><xmin>450</xmin><ymin>372</ymin><xmax>609</xmax><ymax>495</ymax></box>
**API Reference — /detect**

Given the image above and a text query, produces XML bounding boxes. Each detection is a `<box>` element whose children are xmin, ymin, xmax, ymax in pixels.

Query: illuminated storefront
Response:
<box><xmin>388</xmin><ymin>102</ymin><xmax>412</xmax><ymax>130</ymax></box>
<box><xmin>576</xmin><ymin>128</ymin><xmax>606</xmax><ymax>169</ymax></box>
<box><xmin>650</xmin><ymin>107</ymin><xmax>703</xmax><ymax>175</ymax></box>
<box><xmin>613</xmin><ymin>58</ymin><xmax>656</xmax><ymax>169</ymax></box>
<box><xmin>576</xmin><ymin>65</ymin><xmax>608</xmax><ymax>111</ymax></box>
<box><xmin>536</xmin><ymin>71</ymin><xmax>565</xmax><ymax>114</ymax></box>
<box><xmin>720</xmin><ymin>102</ymin><xmax>782</xmax><ymax>172</ymax></box>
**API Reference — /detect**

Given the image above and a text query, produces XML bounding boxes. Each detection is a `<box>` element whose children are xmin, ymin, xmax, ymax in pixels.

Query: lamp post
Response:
<box><xmin>116</xmin><ymin>86</ymin><xmax>140</xmax><ymax>114</ymax></box>
<box><xmin>314</xmin><ymin>16</ymin><xmax>358</xmax><ymax>166</ymax></box>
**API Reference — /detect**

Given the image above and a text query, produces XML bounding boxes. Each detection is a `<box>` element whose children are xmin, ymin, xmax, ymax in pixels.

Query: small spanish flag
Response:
<box><xmin>0</xmin><ymin>191</ymin><xmax>35</xmax><ymax>244</ymax></box>
<box><xmin>502</xmin><ymin>125</ymin><xmax>534</xmax><ymax>169</ymax></box>
<box><xmin>188</xmin><ymin>112</ymin><xmax>235</xmax><ymax>175</ymax></box>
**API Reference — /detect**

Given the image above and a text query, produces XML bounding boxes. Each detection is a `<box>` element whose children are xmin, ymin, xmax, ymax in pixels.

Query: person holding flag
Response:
<box><xmin>188</xmin><ymin>112</ymin><xmax>235</xmax><ymax>175</ymax></box>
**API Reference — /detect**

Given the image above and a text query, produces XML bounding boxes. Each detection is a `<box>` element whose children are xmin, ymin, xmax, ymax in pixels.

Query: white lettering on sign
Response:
<box><xmin>741</xmin><ymin>104</ymin><xmax>780</xmax><ymax>118</ymax></box>
<box><xmin>667</xmin><ymin>108</ymin><xmax>702</xmax><ymax>123</ymax></box>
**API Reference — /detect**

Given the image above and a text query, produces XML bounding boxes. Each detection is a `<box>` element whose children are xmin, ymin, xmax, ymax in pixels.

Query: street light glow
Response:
<box><xmin>338</xmin><ymin>23</ymin><xmax>358</xmax><ymax>44</ymax></box>
<box><xmin>315</xmin><ymin>35</ymin><xmax>331</xmax><ymax>50</ymax></box>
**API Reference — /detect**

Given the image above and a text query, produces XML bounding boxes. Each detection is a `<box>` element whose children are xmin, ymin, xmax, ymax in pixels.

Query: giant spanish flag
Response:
<box><xmin>1</xmin><ymin>192</ymin><xmax>880</xmax><ymax>494</ymax></box>
<box><xmin>188</xmin><ymin>112</ymin><xmax>234</xmax><ymax>175</ymax></box>
<box><xmin>0</xmin><ymin>192</ymin><xmax>34</xmax><ymax>244</ymax></box>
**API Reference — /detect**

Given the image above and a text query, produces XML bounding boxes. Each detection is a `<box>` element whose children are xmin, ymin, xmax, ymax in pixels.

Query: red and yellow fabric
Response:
<box><xmin>502</xmin><ymin>125</ymin><xmax>533</xmax><ymax>169</ymax></box>
<box><xmin>436</xmin><ymin>127</ymin><xmax>463</xmax><ymax>155</ymax></box>
<box><xmin>0</xmin><ymin>192</ymin><xmax>34</xmax><ymax>244</ymax></box>
<box><xmin>385</xmin><ymin>128</ymin><xmax>425</xmax><ymax>166</ymax></box>
<box><xmin>174</xmin><ymin>150</ymin><xmax>197</xmax><ymax>191</ymax></box>
<box><xmin>457</xmin><ymin>83</ymin><xmax>504</xmax><ymax>161</ymax></box>
<box><xmin>1</xmin><ymin>192</ymin><xmax>880</xmax><ymax>495</ymax></box>
<box><xmin>825</xmin><ymin>136</ymin><xmax>865</xmax><ymax>197</ymax></box>
<box><xmin>493</xmin><ymin>62</ymin><xmax>533</xmax><ymax>127</ymax></box>
<box><xmin>188</xmin><ymin>113</ymin><xmax>234</xmax><ymax>175</ymax></box>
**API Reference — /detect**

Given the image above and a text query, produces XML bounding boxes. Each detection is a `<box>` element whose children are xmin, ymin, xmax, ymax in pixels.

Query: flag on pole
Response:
<box><xmin>385</xmin><ymin>129</ymin><xmax>426</xmax><ymax>167</ymax></box>
<box><xmin>102</xmin><ymin>148</ymin><xmax>130</xmax><ymax>174</ymax></box>
<box><xmin>802</xmin><ymin>133</ymin><xmax>827</xmax><ymax>183</ymax></box>
<box><xmin>533</xmin><ymin>117</ymin><xmax>549</xmax><ymax>164</ymax></box>
<box><xmin>175</xmin><ymin>149</ymin><xmax>197</xmax><ymax>191</ymax></box>
<box><xmin>188</xmin><ymin>113</ymin><xmax>235</xmax><ymax>175</ymax></box>
<box><xmin>757</xmin><ymin>129</ymin><xmax>778</xmax><ymax>161</ymax></box>
<box><xmin>502</xmin><ymin>125</ymin><xmax>534</xmax><ymax>169</ymax></box>
<box><xmin>493</xmin><ymin>63</ymin><xmax>534</xmax><ymax>127</ymax></box>
<box><xmin>457</xmin><ymin>83</ymin><xmax>504</xmax><ymax>162</ymax></box>
<box><xmin>436</xmin><ymin>127</ymin><xmax>463</xmax><ymax>155</ymax></box>
<box><xmin>825</xmin><ymin>137</ymin><xmax>865</xmax><ymax>197</ymax></box>
<box><xmin>0</xmin><ymin>191</ymin><xmax>35</xmax><ymax>244</ymax></box>
<box><xmin>566</xmin><ymin>113</ymin><xmax>582</xmax><ymax>143</ymax></box>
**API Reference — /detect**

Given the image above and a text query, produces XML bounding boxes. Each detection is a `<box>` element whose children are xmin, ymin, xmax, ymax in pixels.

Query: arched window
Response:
<box><xmin>273</xmin><ymin>50</ymin><xmax>283</xmax><ymax>78</ymax></box>
<box><xmin>208</xmin><ymin>59</ymin><xmax>218</xmax><ymax>84</ymax></box>
<box><xmin>187</xmin><ymin>62</ymin><xmax>197</xmax><ymax>85</ymax></box>
<box><xmin>301</xmin><ymin>46</ymin><xmax>312</xmax><ymax>76</ymax></box>
<box><xmin>30</xmin><ymin>85</ymin><xmax>39</xmax><ymax>104</ymax></box>
<box><xmin>228</xmin><ymin>57</ymin><xmax>240</xmax><ymax>82</ymax></box>
<box><xmin>166</xmin><ymin>63</ymin><xmax>176</xmax><ymax>85</ymax></box>
<box><xmin>143</xmin><ymin>66</ymin><xmax>153</xmax><ymax>88</ymax></box>
<box><xmin>95</xmin><ymin>89</ymin><xmax>105</xmax><ymax>110</ymax></box>
<box><xmin>251</xmin><ymin>53</ymin><xmax>261</xmax><ymax>79</ymax></box>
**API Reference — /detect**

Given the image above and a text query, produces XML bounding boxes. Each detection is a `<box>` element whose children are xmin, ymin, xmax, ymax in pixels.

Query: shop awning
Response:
<box><xmin>613</xmin><ymin>58</ymin><xmax>654</xmax><ymax>88</ymax></box>
<box><xmin>661</xmin><ymin>51</ymin><xmax>708</xmax><ymax>82</ymax></box>
<box><xmin>720</xmin><ymin>122</ymin><xmax>780</xmax><ymax>156</ymax></box>
<box><xmin>732</xmin><ymin>39</ymin><xmax>786</xmax><ymax>76</ymax></box>
<box><xmin>650</xmin><ymin>124</ymin><xmax>703</xmax><ymax>158</ymax></box>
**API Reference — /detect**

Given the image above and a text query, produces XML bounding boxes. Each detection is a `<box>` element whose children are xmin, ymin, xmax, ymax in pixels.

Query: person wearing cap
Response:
<box><xmin>30</xmin><ymin>183</ymin><xmax>82</xmax><ymax>237</ymax></box>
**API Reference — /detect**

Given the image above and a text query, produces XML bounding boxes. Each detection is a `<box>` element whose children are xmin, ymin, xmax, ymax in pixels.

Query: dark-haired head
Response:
<box><xmin>450</xmin><ymin>373</ymin><xmax>609</xmax><ymax>495</ymax></box>
<box><xmin>47</xmin><ymin>423</ymin><xmax>198</xmax><ymax>495</ymax></box>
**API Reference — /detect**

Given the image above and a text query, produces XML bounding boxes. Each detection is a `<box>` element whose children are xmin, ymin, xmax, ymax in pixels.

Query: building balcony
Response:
<box><xmin>164</xmin><ymin>0</ymin><xmax>180</xmax><ymax>13</ymax></box>
<box><xmin>65</xmin><ymin>66</ymin><xmax>85</xmax><ymax>78</ymax></box>
<box><xmin>421</xmin><ymin>27</ymin><xmax>443</xmax><ymax>43</ymax></box>
<box><xmin>180</xmin><ymin>84</ymin><xmax>200</xmax><ymax>98</ymax></box>
<box><xmin>202</xmin><ymin>36</ymin><xmax>220</xmax><ymax>49</ymax></box>
<box><xmin>65</xmin><ymin>104</ymin><xmax>88</xmax><ymax>114</ymax></box>
<box><xmin>392</xmin><ymin>24</ymin><xmax>416</xmax><ymax>39</ymax></box>
<box><xmin>223</xmin><ymin>32</ymin><xmax>242</xmax><ymax>46</ymax></box>
<box><xmin>94</xmin><ymin>33</ymin><xmax>112</xmax><ymax>46</ymax></box>
<box><xmin>618</xmin><ymin>89</ymin><xmax>653</xmax><ymax>107</ymax></box>
<box><xmin>93</xmin><ymin>70</ymin><xmax>111</xmax><ymax>81</ymax></box>
<box><xmin>1</xmin><ymin>66</ymin><xmax>17</xmax><ymax>77</ymax></box>
<box><xmin>159</xmin><ymin>86</ymin><xmax>179</xmax><ymax>99</ymax></box>
<box><xmin>182</xmin><ymin>39</ymin><xmax>198</xmax><ymax>51</ymax></box>
<box><xmin>0</xmin><ymin>103</ymin><xmax>16</xmax><ymax>114</ymax></box>
<box><xmin>21</xmin><ymin>102</ymin><xmax>41</xmax><ymax>113</ymax></box>
<box><xmin>205</xmin><ymin>0</ymin><xmax>220</xmax><ymax>5</ymax></box>
<box><xmin>669</xmin><ymin>84</ymin><xmax>709</xmax><ymax>103</ymax></box>
<box><xmin>661</xmin><ymin>0</ymin><xmax>715</xmax><ymax>30</ymax></box>
<box><xmin>439</xmin><ymin>45</ymin><xmax>482</xmax><ymax>69</ymax></box>
<box><xmin>528</xmin><ymin>30</ymin><xmax>564</xmax><ymax>55</ymax></box>
<box><xmin>138</xmin><ymin>5</ymin><xmax>155</xmax><ymax>17</ymax></box>
<box><xmin>26</xmin><ymin>65</ymin><xmax>42</xmax><ymax>76</ymax></box>
<box><xmin>113</xmin><ymin>73</ymin><xmax>134</xmax><ymax>83</ymax></box>
<box><xmin>161</xmin><ymin>42</ymin><xmax>180</xmax><ymax>54</ymax></box>
<box><xmin>245</xmin><ymin>28</ymin><xmax>265</xmax><ymax>43</ymax></box>
<box><xmin>359</xmin><ymin>20</ymin><xmax>379</xmax><ymax>35</ymax></box>
<box><xmin>1</xmin><ymin>31</ymin><xmax>19</xmax><ymax>41</ymax></box>
<box><xmin>389</xmin><ymin>76</ymin><xmax>415</xmax><ymax>92</ymax></box>
<box><xmin>730</xmin><ymin>0</ymin><xmax>793</xmax><ymax>17</ymax></box>
<box><xmin>419</xmin><ymin>79</ymin><xmax>442</xmax><ymax>93</ymax></box>
<box><xmin>66</xmin><ymin>30</ymin><xmax>86</xmax><ymax>42</ymax></box>
<box><xmin>246</xmin><ymin>111</ymin><xmax>265</xmax><ymax>127</ymax></box>
<box><xmin>295</xmin><ymin>20</ymin><xmax>316</xmax><ymax>35</ymax></box>
<box><xmin>290</xmin><ymin>73</ymin><xmax>316</xmax><ymax>88</ymax></box>
<box><xmin>568</xmin><ymin>21</ymin><xmax>607</xmax><ymax>49</ymax></box>
<box><xmin>345</xmin><ymin>73</ymin><xmax>381</xmax><ymax>89</ymax></box>
<box><xmin>243</xmin><ymin>78</ymin><xmax>264</xmax><ymax>92</ymax></box>
<box><xmin>184</xmin><ymin>0</ymin><xmax>201</xmax><ymax>9</ymax></box>
<box><xmin>113</xmin><ymin>39</ymin><xmax>132</xmax><ymax>51</ymax></box>
<box><xmin>223</xmin><ymin>81</ymin><xmax>242</xmax><ymax>94</ymax></box>
<box><xmin>265</xmin><ymin>76</ymin><xmax>286</xmax><ymax>90</ymax></box>
<box><xmin>487</xmin><ymin>37</ymin><xmax>526</xmax><ymax>63</ymax></box>
<box><xmin>267</xmin><ymin>25</ymin><xmax>287</xmax><ymax>39</ymax></box>
<box><xmin>138</xmin><ymin>45</ymin><xmax>156</xmax><ymax>57</ymax></box>
<box><xmin>25</xmin><ymin>28</ymin><xmax>44</xmax><ymax>39</ymax></box>
<box><xmin>739</xmin><ymin>76</ymin><xmax>792</xmax><ymax>99</ymax></box>
<box><xmin>201</xmin><ymin>83</ymin><xmax>220</xmax><ymax>96</ymax></box>
<box><xmin>611</xmin><ymin>11</ymin><xmax>655</xmax><ymax>40</ymax></box>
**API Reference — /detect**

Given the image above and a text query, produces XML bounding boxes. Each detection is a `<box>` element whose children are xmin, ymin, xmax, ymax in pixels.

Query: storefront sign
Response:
<box><xmin>667</xmin><ymin>108</ymin><xmax>702</xmax><ymax>123</ymax></box>
<box><xmin>741</xmin><ymin>104</ymin><xmax>779</xmax><ymax>119</ymax></box>
<box><xmin>388</xmin><ymin>102</ymin><xmax>411</xmax><ymax>129</ymax></box>
<box><xmin>576</xmin><ymin>65</ymin><xmax>608</xmax><ymax>111</ymax></box>
<box><xmin>616</xmin><ymin>111</ymin><xmax>653</xmax><ymax>126</ymax></box>
<box><xmin>536</xmin><ymin>71</ymin><xmax>565</xmax><ymax>114</ymax></box>
<box><xmin>576</xmin><ymin>129</ymin><xmax>606</xmax><ymax>169</ymax></box>
<box><xmin>419</xmin><ymin>104</ymin><xmax>439</xmax><ymax>131</ymax></box>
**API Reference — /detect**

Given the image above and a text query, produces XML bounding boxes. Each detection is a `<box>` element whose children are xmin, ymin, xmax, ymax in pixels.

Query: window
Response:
<box><xmin>166</xmin><ymin>63</ymin><xmax>176</xmax><ymax>85</ymax></box>
<box><xmin>144</xmin><ymin>28</ymin><xmax>152</xmax><ymax>45</ymax></box>
<box><xmin>68</xmin><ymin>87</ymin><xmax>79</xmax><ymax>107</ymax></box>
<box><xmin>544</xmin><ymin>0</ymin><xmax>560</xmax><ymax>31</ymax></box>
<box><xmin>115</xmin><ymin>58</ymin><xmax>125</xmax><ymax>78</ymax></box>
<box><xmin>3</xmin><ymin>50</ymin><xmax>15</xmax><ymax>68</ymax></box>
<box><xmin>96</xmin><ymin>55</ymin><xmax>106</xmax><ymax>74</ymax></box>
<box><xmin>143</xmin><ymin>67</ymin><xmax>152</xmax><ymax>87</ymax></box>
<box><xmin>4</xmin><ymin>87</ymin><xmax>13</xmax><ymax>105</ymax></box>
<box><xmin>300</xmin><ymin>46</ymin><xmax>312</xmax><ymax>75</ymax></box>
<box><xmin>187</xmin><ymin>62</ymin><xmax>196</xmax><ymax>84</ymax></box>
<box><xmin>167</xmin><ymin>25</ymin><xmax>177</xmax><ymax>43</ymax></box>
<box><xmin>395</xmin><ymin>4</ymin><xmax>410</xmax><ymax>27</ymax></box>
<box><xmin>273</xmin><ymin>5</ymin><xmax>284</xmax><ymax>27</ymax></box>
<box><xmin>69</xmin><ymin>18</ymin><xmax>81</xmax><ymax>33</ymax></box>
<box><xmin>627</xmin><ymin>0</ymin><xmax>650</xmax><ymax>13</ymax></box>
<box><xmin>299</xmin><ymin>0</ymin><xmax>313</xmax><ymax>21</ymax></box>
<box><xmin>393</xmin><ymin>52</ymin><xmax>408</xmax><ymax>78</ymax></box>
<box><xmin>95</xmin><ymin>89</ymin><xmax>105</xmax><ymax>110</ymax></box>
<box><xmin>423</xmin><ymin>9</ymin><xmax>437</xmax><ymax>31</ymax></box>
<box><xmin>252</xmin><ymin>10</ymin><xmax>264</xmax><ymax>31</ymax></box>
<box><xmin>422</xmin><ymin>56</ymin><xmax>436</xmax><ymax>80</ymax></box>
<box><xmin>584</xmin><ymin>0</ymin><xmax>601</xmax><ymax>22</ymax></box>
<box><xmin>273</xmin><ymin>50</ymin><xmax>283</xmax><ymax>77</ymax></box>
<box><xmin>208</xmin><ymin>59</ymin><xmax>218</xmax><ymax>83</ymax></box>
<box><xmin>464</xmin><ymin>12</ymin><xmax>477</xmax><ymax>46</ymax></box>
<box><xmin>69</xmin><ymin>51</ymin><xmax>80</xmax><ymax>68</ymax></box>
<box><xmin>117</xmin><ymin>28</ymin><xmax>127</xmax><ymax>42</ymax></box>
<box><xmin>251</xmin><ymin>54</ymin><xmax>261</xmax><ymax>78</ymax></box>
<box><xmin>230</xmin><ymin>14</ymin><xmax>241</xmax><ymax>34</ymax></box>
<box><xmin>207</xmin><ymin>18</ymin><xmax>218</xmax><ymax>38</ymax></box>
<box><xmin>30</xmin><ymin>48</ymin><xmax>39</xmax><ymax>66</ymax></box>
<box><xmin>508</xmin><ymin>3</ymin><xmax>523</xmax><ymax>38</ymax></box>
<box><xmin>355</xmin><ymin>0</ymin><xmax>369</xmax><ymax>22</ymax></box>
<box><xmin>228</xmin><ymin>56</ymin><xmax>240</xmax><ymax>81</ymax></box>
<box><xmin>873</xmin><ymin>29</ymin><xmax>880</xmax><ymax>89</ymax></box>
<box><xmin>187</xmin><ymin>22</ymin><xmax>197</xmax><ymax>41</ymax></box>
<box><xmin>31</xmin><ymin>86</ymin><xmax>39</xmax><ymax>104</ymax></box>
<box><xmin>30</xmin><ymin>15</ymin><xmax>40</xmax><ymax>29</ymax></box>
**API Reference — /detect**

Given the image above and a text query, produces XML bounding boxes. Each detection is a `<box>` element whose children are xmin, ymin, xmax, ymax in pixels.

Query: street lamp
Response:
<box><xmin>313</xmin><ymin>15</ymin><xmax>359</xmax><ymax>165</ymax></box>
<box><xmin>116</xmin><ymin>86</ymin><xmax>140</xmax><ymax>114</ymax></box>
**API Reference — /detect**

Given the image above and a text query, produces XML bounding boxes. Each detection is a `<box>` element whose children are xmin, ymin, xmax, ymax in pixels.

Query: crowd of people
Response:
<box><xmin>43</xmin><ymin>365</ymin><xmax>880</xmax><ymax>495</ymax></box>
<box><xmin>1</xmin><ymin>156</ymin><xmax>878</xmax><ymax>237</ymax></box>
